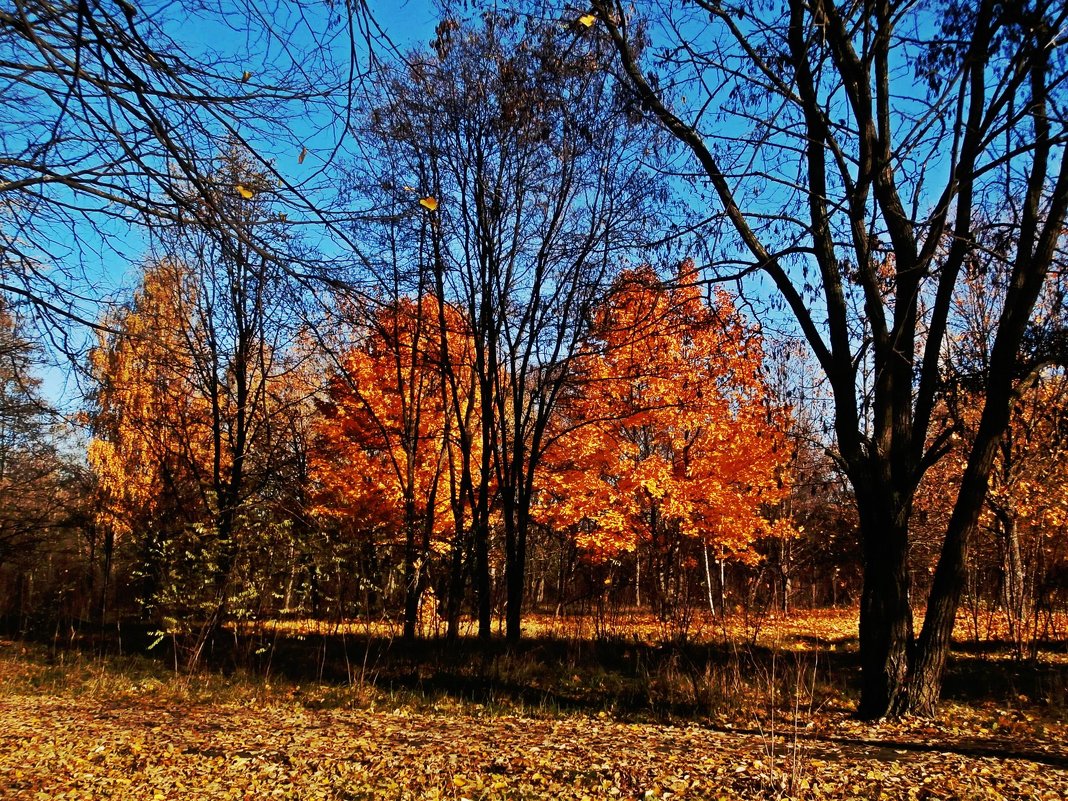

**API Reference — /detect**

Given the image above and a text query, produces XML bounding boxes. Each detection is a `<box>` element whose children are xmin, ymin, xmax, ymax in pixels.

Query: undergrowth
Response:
<box><xmin>3</xmin><ymin>618</ymin><xmax>1063</xmax><ymax>729</ymax></box>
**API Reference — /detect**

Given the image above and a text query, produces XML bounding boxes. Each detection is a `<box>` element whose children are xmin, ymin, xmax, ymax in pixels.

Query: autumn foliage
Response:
<box><xmin>539</xmin><ymin>263</ymin><xmax>793</xmax><ymax>562</ymax></box>
<box><xmin>311</xmin><ymin>297</ymin><xmax>465</xmax><ymax>543</ymax></box>
<box><xmin>87</xmin><ymin>260</ymin><xmax>209</xmax><ymax>544</ymax></box>
<box><xmin>2</xmin><ymin>0</ymin><xmax>1067</xmax><ymax>743</ymax></box>
<box><xmin>76</xmin><ymin>244</ymin><xmax>809</xmax><ymax>641</ymax></box>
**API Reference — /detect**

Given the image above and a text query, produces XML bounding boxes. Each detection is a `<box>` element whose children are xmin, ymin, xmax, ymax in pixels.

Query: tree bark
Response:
<box><xmin>904</xmin><ymin>413</ymin><xmax>1005</xmax><ymax>714</ymax></box>
<box><xmin>402</xmin><ymin>506</ymin><xmax>419</xmax><ymax>641</ymax></box>
<box><xmin>504</xmin><ymin>502</ymin><xmax>530</xmax><ymax>642</ymax></box>
<box><xmin>474</xmin><ymin>516</ymin><xmax>492</xmax><ymax>639</ymax></box>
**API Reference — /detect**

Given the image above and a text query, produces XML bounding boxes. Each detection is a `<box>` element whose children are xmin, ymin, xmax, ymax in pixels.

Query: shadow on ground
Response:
<box><xmin>7</xmin><ymin>615</ymin><xmax>1067</xmax><ymax>735</ymax></box>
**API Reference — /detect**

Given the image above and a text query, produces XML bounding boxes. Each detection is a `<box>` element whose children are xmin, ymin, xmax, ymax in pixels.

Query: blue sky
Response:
<box><xmin>36</xmin><ymin>1</ymin><xmax>447</xmax><ymax>409</ymax></box>
<box><xmin>372</xmin><ymin>0</ymin><xmax>440</xmax><ymax>48</ymax></box>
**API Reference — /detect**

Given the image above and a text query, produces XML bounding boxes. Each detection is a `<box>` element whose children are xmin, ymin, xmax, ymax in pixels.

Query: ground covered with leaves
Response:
<box><xmin>1</xmin><ymin>639</ymin><xmax>1066</xmax><ymax>800</ymax></box>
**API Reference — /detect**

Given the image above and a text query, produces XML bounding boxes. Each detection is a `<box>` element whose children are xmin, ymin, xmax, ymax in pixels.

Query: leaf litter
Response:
<box><xmin>0</xmin><ymin>647</ymin><xmax>1065</xmax><ymax>800</ymax></box>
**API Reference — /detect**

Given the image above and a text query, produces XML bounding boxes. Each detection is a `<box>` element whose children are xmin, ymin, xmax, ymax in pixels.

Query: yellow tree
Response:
<box><xmin>539</xmin><ymin>263</ymin><xmax>793</xmax><ymax>612</ymax></box>
<box><xmin>88</xmin><ymin>146</ymin><xmax>303</xmax><ymax>652</ymax></box>
<box><xmin>87</xmin><ymin>259</ymin><xmax>213</xmax><ymax>615</ymax></box>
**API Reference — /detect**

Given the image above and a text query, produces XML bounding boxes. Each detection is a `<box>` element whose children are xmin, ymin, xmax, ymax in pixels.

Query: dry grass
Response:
<box><xmin>244</xmin><ymin>606</ymin><xmax>1068</xmax><ymax>659</ymax></box>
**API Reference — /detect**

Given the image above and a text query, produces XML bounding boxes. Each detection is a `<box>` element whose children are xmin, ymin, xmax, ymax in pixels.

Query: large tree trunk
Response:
<box><xmin>905</xmin><ymin>419</ymin><xmax>1004</xmax><ymax>715</ymax></box>
<box><xmin>855</xmin><ymin>482</ymin><xmax>914</xmax><ymax>720</ymax></box>
<box><xmin>905</xmin><ymin>517</ymin><xmax>972</xmax><ymax>716</ymax></box>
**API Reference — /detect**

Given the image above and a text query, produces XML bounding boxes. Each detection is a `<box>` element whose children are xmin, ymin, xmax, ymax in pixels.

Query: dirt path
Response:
<box><xmin>1</xmin><ymin>692</ymin><xmax>1065</xmax><ymax>800</ymax></box>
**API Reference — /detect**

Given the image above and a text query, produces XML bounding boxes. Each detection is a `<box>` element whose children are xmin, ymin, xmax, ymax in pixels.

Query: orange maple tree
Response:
<box><xmin>310</xmin><ymin>295</ymin><xmax>483</xmax><ymax>637</ymax></box>
<box><xmin>538</xmin><ymin>263</ymin><xmax>794</xmax><ymax>563</ymax></box>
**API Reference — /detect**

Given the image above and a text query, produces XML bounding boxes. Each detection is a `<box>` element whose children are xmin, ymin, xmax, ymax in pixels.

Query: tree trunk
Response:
<box><xmin>474</xmin><ymin>516</ymin><xmax>492</xmax><ymax>639</ymax></box>
<box><xmin>904</xmin><ymin>526</ymin><xmax>968</xmax><ymax>716</ymax></box>
<box><xmin>779</xmin><ymin>539</ymin><xmax>791</xmax><ymax>614</ymax></box>
<box><xmin>1000</xmin><ymin>517</ymin><xmax>1027</xmax><ymax>657</ymax></box>
<box><xmin>504</xmin><ymin>503</ymin><xmax>529</xmax><ymax>642</ymax></box>
<box><xmin>97</xmin><ymin>527</ymin><xmax>114</xmax><ymax>626</ymax></box>
<box><xmin>402</xmin><ymin>510</ymin><xmax>419</xmax><ymax>641</ymax></box>
<box><xmin>703</xmin><ymin>543</ymin><xmax>715</xmax><ymax>616</ymax></box>
<box><xmin>905</xmin><ymin>429</ymin><xmax>1002</xmax><ymax>715</ymax></box>
<box><xmin>856</xmin><ymin>489</ymin><xmax>913</xmax><ymax>720</ymax></box>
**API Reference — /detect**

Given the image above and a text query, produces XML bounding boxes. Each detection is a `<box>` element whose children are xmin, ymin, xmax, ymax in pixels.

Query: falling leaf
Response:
<box><xmin>403</xmin><ymin>185</ymin><xmax>416</xmax><ymax>192</ymax></box>
<box><xmin>298</xmin><ymin>147</ymin><xmax>308</xmax><ymax>165</ymax></box>
<box><xmin>579</xmin><ymin>14</ymin><xmax>597</xmax><ymax>27</ymax></box>
<box><xmin>241</xmin><ymin>71</ymin><xmax>252</xmax><ymax>83</ymax></box>
<box><xmin>236</xmin><ymin>184</ymin><xmax>254</xmax><ymax>199</ymax></box>
<box><xmin>419</xmin><ymin>196</ymin><xmax>439</xmax><ymax>211</ymax></box>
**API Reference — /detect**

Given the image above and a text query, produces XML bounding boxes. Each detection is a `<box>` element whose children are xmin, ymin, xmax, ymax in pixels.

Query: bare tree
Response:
<box><xmin>0</xmin><ymin>0</ymin><xmax>360</xmax><ymax>347</ymax></box>
<box><xmin>355</xmin><ymin>9</ymin><xmax>665</xmax><ymax>639</ymax></box>
<box><xmin>590</xmin><ymin>0</ymin><xmax>1068</xmax><ymax>716</ymax></box>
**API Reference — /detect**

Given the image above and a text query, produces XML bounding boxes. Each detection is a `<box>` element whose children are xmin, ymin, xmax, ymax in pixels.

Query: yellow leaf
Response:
<box><xmin>241</xmin><ymin>70</ymin><xmax>252</xmax><ymax>83</ymax></box>
<box><xmin>298</xmin><ymin>146</ymin><xmax>308</xmax><ymax>164</ymax></box>
<box><xmin>579</xmin><ymin>14</ymin><xmax>597</xmax><ymax>27</ymax></box>
<box><xmin>419</xmin><ymin>196</ymin><xmax>439</xmax><ymax>211</ymax></box>
<box><xmin>236</xmin><ymin>184</ymin><xmax>254</xmax><ymax>199</ymax></box>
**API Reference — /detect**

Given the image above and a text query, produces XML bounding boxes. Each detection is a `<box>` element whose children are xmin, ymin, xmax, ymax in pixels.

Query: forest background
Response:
<box><xmin>0</xmin><ymin>0</ymin><xmax>1066</xmax><ymax>731</ymax></box>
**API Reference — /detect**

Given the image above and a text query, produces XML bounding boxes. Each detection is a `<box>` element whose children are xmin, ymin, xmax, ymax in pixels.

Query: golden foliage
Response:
<box><xmin>87</xmin><ymin>260</ymin><xmax>213</xmax><ymax>539</ymax></box>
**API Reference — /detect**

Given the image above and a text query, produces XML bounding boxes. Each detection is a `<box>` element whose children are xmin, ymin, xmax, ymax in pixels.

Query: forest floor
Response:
<box><xmin>1</xmin><ymin>609</ymin><xmax>1066</xmax><ymax>799</ymax></box>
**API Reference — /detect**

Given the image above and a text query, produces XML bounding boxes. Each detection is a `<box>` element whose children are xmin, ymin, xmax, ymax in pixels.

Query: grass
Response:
<box><xmin>19</xmin><ymin>605</ymin><xmax>1068</xmax><ymax>722</ymax></box>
